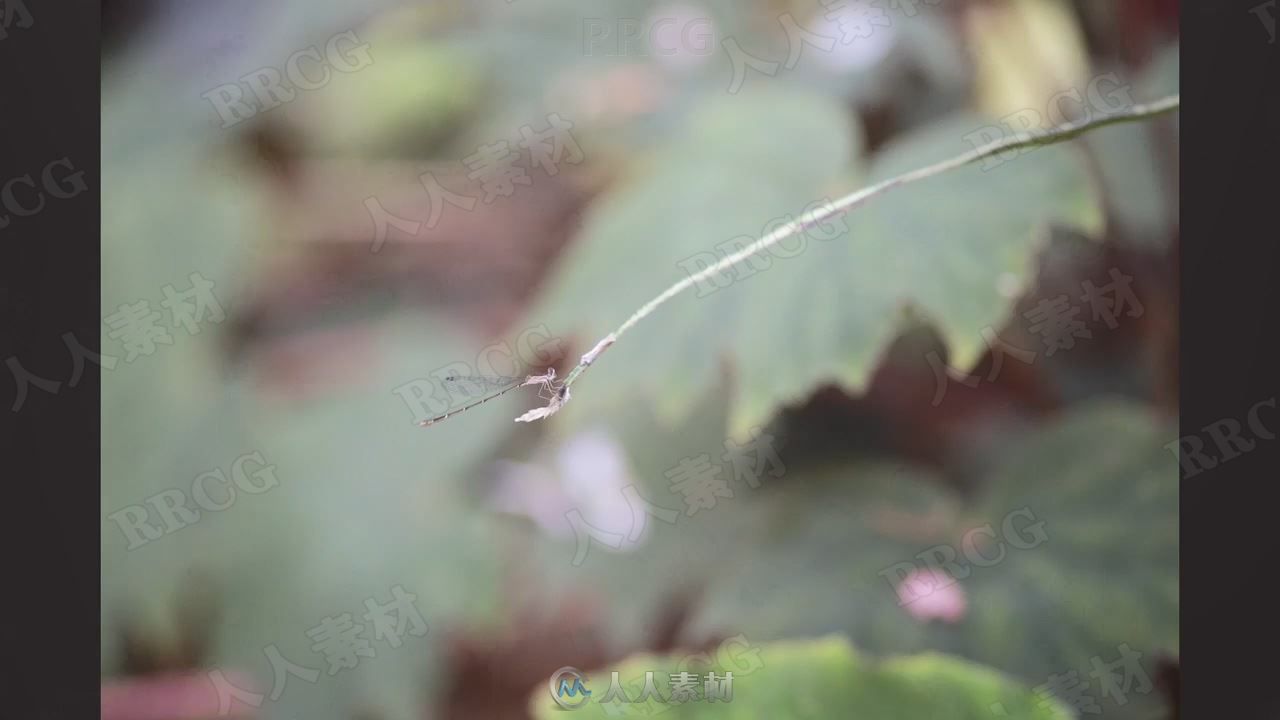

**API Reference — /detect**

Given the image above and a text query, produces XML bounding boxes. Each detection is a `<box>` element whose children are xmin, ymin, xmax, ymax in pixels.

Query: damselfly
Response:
<box><xmin>419</xmin><ymin>369</ymin><xmax>561</xmax><ymax>427</ymax></box>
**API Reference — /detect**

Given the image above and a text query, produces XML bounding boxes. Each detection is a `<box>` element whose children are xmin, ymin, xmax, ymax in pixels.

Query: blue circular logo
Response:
<box><xmin>549</xmin><ymin>666</ymin><xmax>591</xmax><ymax>709</ymax></box>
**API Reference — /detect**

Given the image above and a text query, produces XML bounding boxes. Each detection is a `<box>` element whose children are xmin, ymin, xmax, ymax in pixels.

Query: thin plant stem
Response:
<box><xmin>530</xmin><ymin>94</ymin><xmax>1181</xmax><ymax>420</ymax></box>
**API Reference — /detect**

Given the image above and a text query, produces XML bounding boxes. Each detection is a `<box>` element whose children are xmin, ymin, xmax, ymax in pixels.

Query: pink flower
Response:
<box><xmin>895</xmin><ymin>567</ymin><xmax>968</xmax><ymax>623</ymax></box>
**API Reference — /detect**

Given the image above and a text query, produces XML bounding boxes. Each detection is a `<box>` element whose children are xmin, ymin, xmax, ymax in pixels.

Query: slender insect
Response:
<box><xmin>419</xmin><ymin>369</ymin><xmax>560</xmax><ymax>427</ymax></box>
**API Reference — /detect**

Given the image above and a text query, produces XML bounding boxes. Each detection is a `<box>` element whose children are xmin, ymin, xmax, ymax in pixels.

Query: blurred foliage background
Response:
<box><xmin>101</xmin><ymin>1</ymin><xmax>1179</xmax><ymax>718</ymax></box>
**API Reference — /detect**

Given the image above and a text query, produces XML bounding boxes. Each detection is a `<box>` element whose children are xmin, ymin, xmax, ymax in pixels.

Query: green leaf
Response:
<box><xmin>961</xmin><ymin>401</ymin><xmax>1178</xmax><ymax>689</ymax></box>
<box><xmin>528</xmin><ymin>635</ymin><xmax>1071</xmax><ymax>719</ymax></box>
<box><xmin>518</xmin><ymin>393</ymin><xmax>1174</xmax><ymax>718</ymax></box>
<box><xmin>688</xmin><ymin>461</ymin><xmax>966</xmax><ymax>654</ymax></box>
<box><xmin>534</xmin><ymin>92</ymin><xmax>1102</xmax><ymax>435</ymax></box>
<box><xmin>101</xmin><ymin>313</ymin><xmax>525</xmax><ymax>718</ymax></box>
<box><xmin>103</xmin><ymin>62</ymin><xmax>525</xmax><ymax>712</ymax></box>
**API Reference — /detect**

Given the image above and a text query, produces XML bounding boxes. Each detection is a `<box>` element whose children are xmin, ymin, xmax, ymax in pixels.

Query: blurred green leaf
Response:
<box><xmin>535</xmin><ymin>93</ymin><xmax>1102</xmax><ymax>435</ymax></box>
<box><xmin>101</xmin><ymin>312</ymin><xmax>526</xmax><ymax>719</ymax></box>
<box><xmin>514</xmin><ymin>393</ymin><xmax>1173</xmax><ymax>719</ymax></box>
<box><xmin>103</xmin><ymin>59</ymin><xmax>526</xmax><ymax>718</ymax></box>
<box><xmin>961</xmin><ymin>400</ymin><xmax>1178</xmax><ymax>696</ymax></box>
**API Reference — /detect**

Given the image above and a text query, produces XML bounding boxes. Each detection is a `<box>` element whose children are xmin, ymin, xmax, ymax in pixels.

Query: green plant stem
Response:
<box><xmin>549</xmin><ymin>94</ymin><xmax>1180</xmax><ymax>409</ymax></box>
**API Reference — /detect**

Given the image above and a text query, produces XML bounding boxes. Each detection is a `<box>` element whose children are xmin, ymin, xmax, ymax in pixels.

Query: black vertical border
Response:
<box><xmin>0</xmin><ymin>2</ymin><xmax>101</xmax><ymax>717</ymax></box>
<box><xmin>1182</xmin><ymin>1</ymin><xmax>1280</xmax><ymax>717</ymax></box>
